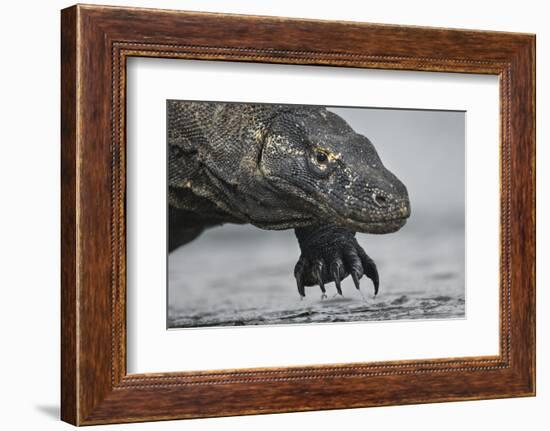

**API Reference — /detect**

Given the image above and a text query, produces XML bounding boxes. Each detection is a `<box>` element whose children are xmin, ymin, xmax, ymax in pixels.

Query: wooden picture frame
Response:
<box><xmin>61</xmin><ymin>4</ymin><xmax>535</xmax><ymax>425</ymax></box>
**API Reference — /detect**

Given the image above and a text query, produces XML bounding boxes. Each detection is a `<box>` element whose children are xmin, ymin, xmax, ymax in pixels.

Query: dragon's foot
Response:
<box><xmin>294</xmin><ymin>228</ymin><xmax>379</xmax><ymax>299</ymax></box>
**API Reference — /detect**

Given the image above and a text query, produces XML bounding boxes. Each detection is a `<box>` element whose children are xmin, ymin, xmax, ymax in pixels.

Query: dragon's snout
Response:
<box><xmin>369</xmin><ymin>189</ymin><xmax>410</xmax><ymax>215</ymax></box>
<box><xmin>340</xmin><ymin>177</ymin><xmax>411</xmax><ymax>234</ymax></box>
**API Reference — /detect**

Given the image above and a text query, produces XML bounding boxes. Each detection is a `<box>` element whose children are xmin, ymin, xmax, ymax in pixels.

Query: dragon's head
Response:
<box><xmin>258</xmin><ymin>106</ymin><xmax>410</xmax><ymax>233</ymax></box>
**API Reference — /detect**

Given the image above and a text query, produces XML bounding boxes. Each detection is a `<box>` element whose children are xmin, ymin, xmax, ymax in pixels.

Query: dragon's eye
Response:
<box><xmin>316</xmin><ymin>151</ymin><xmax>328</xmax><ymax>163</ymax></box>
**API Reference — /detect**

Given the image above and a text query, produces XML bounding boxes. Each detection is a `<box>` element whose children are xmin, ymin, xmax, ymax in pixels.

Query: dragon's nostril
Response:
<box><xmin>373</xmin><ymin>193</ymin><xmax>387</xmax><ymax>207</ymax></box>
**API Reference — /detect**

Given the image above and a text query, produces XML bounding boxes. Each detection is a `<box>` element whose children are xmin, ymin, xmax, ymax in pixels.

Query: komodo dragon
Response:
<box><xmin>168</xmin><ymin>101</ymin><xmax>411</xmax><ymax>299</ymax></box>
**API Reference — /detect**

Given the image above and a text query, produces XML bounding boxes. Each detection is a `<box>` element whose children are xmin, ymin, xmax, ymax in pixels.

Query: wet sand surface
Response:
<box><xmin>168</xmin><ymin>211</ymin><xmax>465</xmax><ymax>329</ymax></box>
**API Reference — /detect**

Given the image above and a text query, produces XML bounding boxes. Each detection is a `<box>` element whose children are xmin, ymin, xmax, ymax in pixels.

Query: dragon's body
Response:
<box><xmin>168</xmin><ymin>101</ymin><xmax>410</xmax><ymax>298</ymax></box>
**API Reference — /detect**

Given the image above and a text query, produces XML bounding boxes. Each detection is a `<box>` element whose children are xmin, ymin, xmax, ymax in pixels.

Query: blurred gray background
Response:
<box><xmin>168</xmin><ymin>106</ymin><xmax>465</xmax><ymax>328</ymax></box>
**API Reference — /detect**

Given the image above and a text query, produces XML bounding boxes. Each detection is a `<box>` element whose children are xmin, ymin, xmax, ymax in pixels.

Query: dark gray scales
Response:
<box><xmin>167</xmin><ymin>101</ymin><xmax>410</xmax><ymax>298</ymax></box>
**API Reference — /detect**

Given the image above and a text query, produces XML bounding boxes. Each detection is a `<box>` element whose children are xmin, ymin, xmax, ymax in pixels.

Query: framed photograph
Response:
<box><xmin>61</xmin><ymin>4</ymin><xmax>535</xmax><ymax>425</ymax></box>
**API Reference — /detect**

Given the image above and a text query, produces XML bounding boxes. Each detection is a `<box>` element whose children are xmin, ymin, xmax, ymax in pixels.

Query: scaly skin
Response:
<box><xmin>168</xmin><ymin>101</ymin><xmax>410</xmax><ymax>298</ymax></box>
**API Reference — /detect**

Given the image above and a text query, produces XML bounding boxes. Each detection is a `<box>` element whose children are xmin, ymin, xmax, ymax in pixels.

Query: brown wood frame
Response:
<box><xmin>61</xmin><ymin>4</ymin><xmax>536</xmax><ymax>426</ymax></box>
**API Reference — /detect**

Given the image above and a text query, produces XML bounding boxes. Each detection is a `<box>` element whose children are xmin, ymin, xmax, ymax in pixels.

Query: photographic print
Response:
<box><xmin>167</xmin><ymin>101</ymin><xmax>465</xmax><ymax>329</ymax></box>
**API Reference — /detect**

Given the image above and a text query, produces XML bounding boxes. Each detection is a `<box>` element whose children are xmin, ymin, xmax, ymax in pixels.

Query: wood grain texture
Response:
<box><xmin>60</xmin><ymin>4</ymin><xmax>535</xmax><ymax>425</ymax></box>
<box><xmin>60</xmin><ymin>6</ymin><xmax>78</xmax><ymax>425</ymax></box>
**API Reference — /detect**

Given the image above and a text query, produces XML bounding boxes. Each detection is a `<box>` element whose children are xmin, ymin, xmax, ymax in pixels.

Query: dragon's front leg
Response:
<box><xmin>294</xmin><ymin>224</ymin><xmax>379</xmax><ymax>299</ymax></box>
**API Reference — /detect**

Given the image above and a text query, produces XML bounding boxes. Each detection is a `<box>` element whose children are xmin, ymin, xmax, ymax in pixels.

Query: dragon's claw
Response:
<box><xmin>294</xmin><ymin>225</ymin><xmax>379</xmax><ymax>298</ymax></box>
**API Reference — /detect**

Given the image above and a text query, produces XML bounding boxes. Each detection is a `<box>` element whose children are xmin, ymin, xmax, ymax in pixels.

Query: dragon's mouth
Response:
<box><xmin>265</xmin><ymin>175</ymin><xmax>409</xmax><ymax>233</ymax></box>
<box><xmin>315</xmin><ymin>195</ymin><xmax>410</xmax><ymax>234</ymax></box>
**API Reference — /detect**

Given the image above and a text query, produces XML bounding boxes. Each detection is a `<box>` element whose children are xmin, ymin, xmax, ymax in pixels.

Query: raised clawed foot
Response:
<box><xmin>294</xmin><ymin>225</ymin><xmax>379</xmax><ymax>299</ymax></box>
